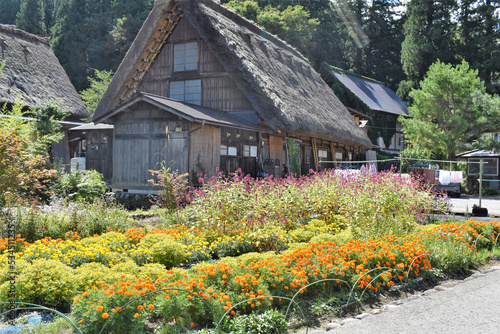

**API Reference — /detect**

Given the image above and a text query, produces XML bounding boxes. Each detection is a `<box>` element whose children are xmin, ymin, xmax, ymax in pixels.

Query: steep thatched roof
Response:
<box><xmin>93</xmin><ymin>0</ymin><xmax>372</xmax><ymax>147</ymax></box>
<box><xmin>321</xmin><ymin>63</ymin><xmax>408</xmax><ymax>117</ymax></box>
<box><xmin>0</xmin><ymin>25</ymin><xmax>89</xmax><ymax>119</ymax></box>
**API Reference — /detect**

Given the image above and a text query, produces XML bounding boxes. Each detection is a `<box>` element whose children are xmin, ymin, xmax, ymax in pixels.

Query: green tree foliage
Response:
<box><xmin>400</xmin><ymin>60</ymin><xmax>500</xmax><ymax>160</ymax></box>
<box><xmin>399</xmin><ymin>0</ymin><xmax>458</xmax><ymax>98</ymax></box>
<box><xmin>0</xmin><ymin>0</ymin><xmax>21</xmax><ymax>24</ymax></box>
<box><xmin>457</xmin><ymin>0</ymin><xmax>500</xmax><ymax>94</ymax></box>
<box><xmin>51</xmin><ymin>0</ymin><xmax>153</xmax><ymax>91</ymax></box>
<box><xmin>16</xmin><ymin>0</ymin><xmax>47</xmax><ymax>36</ymax></box>
<box><xmin>225</xmin><ymin>1</ymin><xmax>319</xmax><ymax>58</ymax></box>
<box><xmin>79</xmin><ymin>69</ymin><xmax>113</xmax><ymax>117</ymax></box>
<box><xmin>0</xmin><ymin>99</ymin><xmax>62</xmax><ymax>204</ymax></box>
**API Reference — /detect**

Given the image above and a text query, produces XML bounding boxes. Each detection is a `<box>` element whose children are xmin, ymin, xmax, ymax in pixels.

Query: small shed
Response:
<box><xmin>456</xmin><ymin>150</ymin><xmax>500</xmax><ymax>189</ymax></box>
<box><xmin>69</xmin><ymin>123</ymin><xmax>114</xmax><ymax>184</ymax></box>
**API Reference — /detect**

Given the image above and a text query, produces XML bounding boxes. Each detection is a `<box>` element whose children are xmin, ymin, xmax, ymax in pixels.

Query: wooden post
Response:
<box><xmin>312</xmin><ymin>138</ymin><xmax>319</xmax><ymax>171</ymax></box>
<box><xmin>330</xmin><ymin>142</ymin><xmax>337</xmax><ymax>168</ymax></box>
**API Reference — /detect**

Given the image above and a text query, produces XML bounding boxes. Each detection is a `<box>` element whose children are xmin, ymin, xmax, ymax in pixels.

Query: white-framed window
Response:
<box><xmin>468</xmin><ymin>158</ymin><xmax>499</xmax><ymax>176</ymax></box>
<box><xmin>220</xmin><ymin>145</ymin><xmax>237</xmax><ymax>156</ymax></box>
<box><xmin>174</xmin><ymin>42</ymin><xmax>198</xmax><ymax>72</ymax></box>
<box><xmin>243</xmin><ymin>145</ymin><xmax>258</xmax><ymax>157</ymax></box>
<box><xmin>318</xmin><ymin>149</ymin><xmax>328</xmax><ymax>159</ymax></box>
<box><xmin>335</xmin><ymin>152</ymin><xmax>343</xmax><ymax>161</ymax></box>
<box><xmin>170</xmin><ymin>79</ymin><xmax>202</xmax><ymax>105</ymax></box>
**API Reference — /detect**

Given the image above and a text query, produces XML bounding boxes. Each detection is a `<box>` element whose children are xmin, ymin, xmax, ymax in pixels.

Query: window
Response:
<box><xmin>243</xmin><ymin>145</ymin><xmax>258</xmax><ymax>157</ymax></box>
<box><xmin>174</xmin><ymin>42</ymin><xmax>198</xmax><ymax>71</ymax></box>
<box><xmin>318</xmin><ymin>150</ymin><xmax>328</xmax><ymax>159</ymax></box>
<box><xmin>220</xmin><ymin>145</ymin><xmax>237</xmax><ymax>156</ymax></box>
<box><xmin>468</xmin><ymin>158</ymin><xmax>498</xmax><ymax>176</ymax></box>
<box><xmin>170</xmin><ymin>80</ymin><xmax>202</xmax><ymax>105</ymax></box>
<box><xmin>335</xmin><ymin>152</ymin><xmax>343</xmax><ymax>161</ymax></box>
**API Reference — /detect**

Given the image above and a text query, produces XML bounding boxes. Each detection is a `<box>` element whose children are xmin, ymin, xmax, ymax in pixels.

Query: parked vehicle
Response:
<box><xmin>434</xmin><ymin>170</ymin><xmax>461</xmax><ymax>198</ymax></box>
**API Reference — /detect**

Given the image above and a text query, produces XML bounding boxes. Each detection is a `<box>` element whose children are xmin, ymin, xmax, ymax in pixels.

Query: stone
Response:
<box><xmin>341</xmin><ymin>318</ymin><xmax>359</xmax><ymax>325</ymax></box>
<box><xmin>325</xmin><ymin>323</ymin><xmax>342</xmax><ymax>331</ymax></box>
<box><xmin>355</xmin><ymin>313</ymin><xmax>370</xmax><ymax>320</ymax></box>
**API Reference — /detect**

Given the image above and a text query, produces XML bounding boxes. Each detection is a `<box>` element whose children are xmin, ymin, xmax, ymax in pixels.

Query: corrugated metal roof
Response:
<box><xmin>329</xmin><ymin>68</ymin><xmax>408</xmax><ymax>116</ymax></box>
<box><xmin>456</xmin><ymin>150</ymin><xmax>500</xmax><ymax>158</ymax></box>
<box><xmin>69</xmin><ymin>122</ymin><xmax>114</xmax><ymax>131</ymax></box>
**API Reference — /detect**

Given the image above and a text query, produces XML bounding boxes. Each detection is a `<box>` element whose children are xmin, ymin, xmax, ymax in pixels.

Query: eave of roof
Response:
<box><xmin>456</xmin><ymin>149</ymin><xmax>500</xmax><ymax>158</ymax></box>
<box><xmin>101</xmin><ymin>92</ymin><xmax>266</xmax><ymax>132</ymax></box>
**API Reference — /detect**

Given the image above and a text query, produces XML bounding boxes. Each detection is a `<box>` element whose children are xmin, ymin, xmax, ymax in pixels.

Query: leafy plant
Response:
<box><xmin>226</xmin><ymin>309</ymin><xmax>288</xmax><ymax>334</ymax></box>
<box><xmin>148</xmin><ymin>165</ymin><xmax>189</xmax><ymax>210</ymax></box>
<box><xmin>53</xmin><ymin>170</ymin><xmax>108</xmax><ymax>202</ymax></box>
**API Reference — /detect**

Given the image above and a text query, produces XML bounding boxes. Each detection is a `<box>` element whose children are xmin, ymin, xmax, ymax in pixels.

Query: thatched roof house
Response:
<box><xmin>94</xmin><ymin>0</ymin><xmax>370</xmax><ymax>147</ymax></box>
<box><xmin>0</xmin><ymin>24</ymin><xmax>89</xmax><ymax>119</ymax></box>
<box><xmin>91</xmin><ymin>0</ymin><xmax>372</xmax><ymax>192</ymax></box>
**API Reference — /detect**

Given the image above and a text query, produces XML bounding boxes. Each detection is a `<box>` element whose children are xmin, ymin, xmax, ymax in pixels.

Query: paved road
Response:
<box><xmin>448</xmin><ymin>195</ymin><xmax>500</xmax><ymax>217</ymax></box>
<box><xmin>295</xmin><ymin>266</ymin><xmax>500</xmax><ymax>334</ymax></box>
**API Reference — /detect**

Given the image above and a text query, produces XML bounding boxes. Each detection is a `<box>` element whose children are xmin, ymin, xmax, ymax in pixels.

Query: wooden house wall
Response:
<box><xmin>112</xmin><ymin>102</ymin><xmax>190</xmax><ymax>190</ymax></box>
<box><xmin>86</xmin><ymin>129</ymin><xmax>113</xmax><ymax>184</ymax></box>
<box><xmin>138</xmin><ymin>17</ymin><xmax>254</xmax><ymax>111</ymax></box>
<box><xmin>51</xmin><ymin>129</ymin><xmax>71</xmax><ymax>170</ymax></box>
<box><xmin>269</xmin><ymin>135</ymin><xmax>283</xmax><ymax>164</ymax></box>
<box><xmin>189</xmin><ymin>124</ymin><xmax>221</xmax><ymax>179</ymax></box>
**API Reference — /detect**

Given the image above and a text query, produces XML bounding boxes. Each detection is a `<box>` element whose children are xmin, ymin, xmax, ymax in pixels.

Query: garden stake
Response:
<box><xmin>0</xmin><ymin>302</ymin><xmax>82</xmax><ymax>334</ymax></box>
<box><xmin>96</xmin><ymin>288</ymin><xmax>212</xmax><ymax>334</ymax></box>
<box><xmin>283</xmin><ymin>277</ymin><xmax>351</xmax><ymax>319</ymax></box>
<box><xmin>215</xmin><ymin>295</ymin><xmax>306</xmax><ymax>334</ymax></box>
<box><xmin>492</xmin><ymin>233</ymin><xmax>500</xmax><ymax>258</ymax></box>
<box><xmin>473</xmin><ymin>231</ymin><xmax>486</xmax><ymax>259</ymax></box>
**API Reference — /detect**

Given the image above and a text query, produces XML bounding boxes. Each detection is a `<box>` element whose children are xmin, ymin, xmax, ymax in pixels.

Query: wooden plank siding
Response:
<box><xmin>138</xmin><ymin>16</ymin><xmax>253</xmax><ymax>112</ymax></box>
<box><xmin>86</xmin><ymin>129</ymin><xmax>113</xmax><ymax>184</ymax></box>
<box><xmin>112</xmin><ymin>102</ymin><xmax>190</xmax><ymax>190</ymax></box>
<box><xmin>189</xmin><ymin>124</ymin><xmax>221</xmax><ymax>179</ymax></box>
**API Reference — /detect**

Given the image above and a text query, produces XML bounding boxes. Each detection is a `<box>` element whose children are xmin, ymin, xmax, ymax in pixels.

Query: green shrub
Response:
<box><xmin>138</xmin><ymin>233</ymin><xmax>188</xmax><ymax>268</ymax></box>
<box><xmin>54</xmin><ymin>170</ymin><xmax>108</xmax><ymax>202</ymax></box>
<box><xmin>9</xmin><ymin>258</ymin><xmax>75</xmax><ymax>310</ymax></box>
<box><xmin>226</xmin><ymin>309</ymin><xmax>288</xmax><ymax>334</ymax></box>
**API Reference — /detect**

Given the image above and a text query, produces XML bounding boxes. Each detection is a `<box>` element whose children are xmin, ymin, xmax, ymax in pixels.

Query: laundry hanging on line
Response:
<box><xmin>439</xmin><ymin>170</ymin><xmax>463</xmax><ymax>185</ymax></box>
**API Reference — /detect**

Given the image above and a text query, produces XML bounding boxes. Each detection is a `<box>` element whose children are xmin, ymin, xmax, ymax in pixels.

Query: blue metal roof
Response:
<box><xmin>330</xmin><ymin>69</ymin><xmax>409</xmax><ymax>117</ymax></box>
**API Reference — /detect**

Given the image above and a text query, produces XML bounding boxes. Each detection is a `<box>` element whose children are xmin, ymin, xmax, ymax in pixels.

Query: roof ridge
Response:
<box><xmin>187</xmin><ymin>0</ymin><xmax>307</xmax><ymax>61</ymax></box>
<box><xmin>321</xmin><ymin>62</ymin><xmax>388</xmax><ymax>86</ymax></box>
<box><xmin>0</xmin><ymin>24</ymin><xmax>50</xmax><ymax>46</ymax></box>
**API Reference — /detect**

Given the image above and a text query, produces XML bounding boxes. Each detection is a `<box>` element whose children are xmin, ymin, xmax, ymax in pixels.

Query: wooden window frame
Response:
<box><xmin>173</xmin><ymin>41</ymin><xmax>199</xmax><ymax>72</ymax></box>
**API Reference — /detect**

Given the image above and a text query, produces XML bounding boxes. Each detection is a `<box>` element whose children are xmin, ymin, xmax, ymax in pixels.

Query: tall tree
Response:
<box><xmin>0</xmin><ymin>0</ymin><xmax>21</xmax><ymax>24</ymax></box>
<box><xmin>79</xmin><ymin>69</ymin><xmax>113</xmax><ymax>117</ymax></box>
<box><xmin>400</xmin><ymin>60</ymin><xmax>500</xmax><ymax>160</ymax></box>
<box><xmin>457</xmin><ymin>0</ymin><xmax>500</xmax><ymax>94</ymax></box>
<box><xmin>51</xmin><ymin>0</ymin><xmax>89</xmax><ymax>91</ymax></box>
<box><xmin>16</xmin><ymin>0</ymin><xmax>47</xmax><ymax>36</ymax></box>
<box><xmin>399</xmin><ymin>0</ymin><xmax>458</xmax><ymax>99</ymax></box>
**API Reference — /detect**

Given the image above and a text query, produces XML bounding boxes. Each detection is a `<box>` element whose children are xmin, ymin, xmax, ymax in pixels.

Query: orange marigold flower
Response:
<box><xmin>134</xmin><ymin>313</ymin><xmax>141</xmax><ymax>318</ymax></box>
<box><xmin>96</xmin><ymin>306</ymin><xmax>103</xmax><ymax>312</ymax></box>
<box><xmin>82</xmin><ymin>292</ymin><xmax>90</xmax><ymax>297</ymax></box>
<box><xmin>148</xmin><ymin>304</ymin><xmax>154</xmax><ymax>310</ymax></box>
<box><xmin>137</xmin><ymin>305</ymin><xmax>144</xmax><ymax>310</ymax></box>
<box><xmin>102</xmin><ymin>313</ymin><xmax>109</xmax><ymax>319</ymax></box>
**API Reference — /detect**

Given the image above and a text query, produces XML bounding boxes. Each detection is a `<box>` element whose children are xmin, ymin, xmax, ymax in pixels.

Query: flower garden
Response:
<box><xmin>1</xmin><ymin>169</ymin><xmax>500</xmax><ymax>334</ymax></box>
